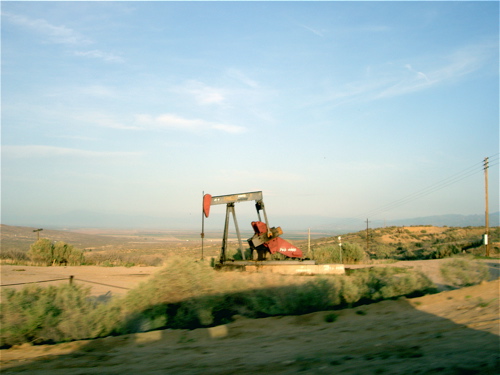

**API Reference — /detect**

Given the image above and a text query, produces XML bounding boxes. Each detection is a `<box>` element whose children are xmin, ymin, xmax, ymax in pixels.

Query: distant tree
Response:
<box><xmin>28</xmin><ymin>239</ymin><xmax>84</xmax><ymax>266</ymax></box>
<box><xmin>28</xmin><ymin>239</ymin><xmax>54</xmax><ymax>265</ymax></box>
<box><xmin>53</xmin><ymin>241</ymin><xmax>84</xmax><ymax>265</ymax></box>
<box><xmin>342</xmin><ymin>243</ymin><xmax>366</xmax><ymax>263</ymax></box>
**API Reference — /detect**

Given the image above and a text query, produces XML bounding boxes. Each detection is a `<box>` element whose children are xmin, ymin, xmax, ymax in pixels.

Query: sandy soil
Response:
<box><xmin>1</xmin><ymin>261</ymin><xmax>499</xmax><ymax>374</ymax></box>
<box><xmin>0</xmin><ymin>265</ymin><xmax>158</xmax><ymax>302</ymax></box>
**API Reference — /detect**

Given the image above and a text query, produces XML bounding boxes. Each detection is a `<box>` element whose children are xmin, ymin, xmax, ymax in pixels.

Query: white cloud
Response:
<box><xmin>136</xmin><ymin>113</ymin><xmax>246</xmax><ymax>134</ymax></box>
<box><xmin>322</xmin><ymin>40</ymin><xmax>497</xmax><ymax>105</ymax></box>
<box><xmin>2</xmin><ymin>145</ymin><xmax>141</xmax><ymax>159</ymax></box>
<box><xmin>176</xmin><ymin>80</ymin><xmax>226</xmax><ymax>105</ymax></box>
<box><xmin>226</xmin><ymin>69</ymin><xmax>260</xmax><ymax>88</ymax></box>
<box><xmin>299</xmin><ymin>24</ymin><xmax>325</xmax><ymax>37</ymax></box>
<box><xmin>79</xmin><ymin>85</ymin><xmax>118</xmax><ymax>97</ymax></box>
<box><xmin>3</xmin><ymin>11</ymin><xmax>123</xmax><ymax>63</ymax></box>
<box><xmin>74</xmin><ymin>50</ymin><xmax>124</xmax><ymax>63</ymax></box>
<box><xmin>2</xmin><ymin>11</ymin><xmax>90</xmax><ymax>45</ymax></box>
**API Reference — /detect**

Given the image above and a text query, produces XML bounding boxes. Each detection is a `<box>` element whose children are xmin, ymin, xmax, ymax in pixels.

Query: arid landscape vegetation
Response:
<box><xmin>1</xmin><ymin>224</ymin><xmax>499</xmax><ymax>374</ymax></box>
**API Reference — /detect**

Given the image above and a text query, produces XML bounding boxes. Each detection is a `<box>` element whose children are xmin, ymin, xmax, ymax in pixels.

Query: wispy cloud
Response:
<box><xmin>135</xmin><ymin>113</ymin><xmax>246</xmax><ymax>134</ymax></box>
<box><xmin>2</xmin><ymin>11</ymin><xmax>123</xmax><ymax>63</ymax></box>
<box><xmin>74</xmin><ymin>50</ymin><xmax>124</xmax><ymax>63</ymax></box>
<box><xmin>79</xmin><ymin>85</ymin><xmax>119</xmax><ymax>98</ymax></box>
<box><xmin>54</xmin><ymin>135</ymin><xmax>100</xmax><ymax>142</ymax></box>
<box><xmin>175</xmin><ymin>80</ymin><xmax>226</xmax><ymax>105</ymax></box>
<box><xmin>299</xmin><ymin>24</ymin><xmax>325</xmax><ymax>37</ymax></box>
<box><xmin>2</xmin><ymin>145</ymin><xmax>141</xmax><ymax>159</ymax></box>
<box><xmin>71</xmin><ymin>112</ymin><xmax>139</xmax><ymax>130</ymax></box>
<box><xmin>377</xmin><ymin>41</ymin><xmax>495</xmax><ymax>99</ymax></box>
<box><xmin>2</xmin><ymin>11</ymin><xmax>90</xmax><ymax>45</ymax></box>
<box><xmin>226</xmin><ymin>69</ymin><xmax>260</xmax><ymax>88</ymax></box>
<box><xmin>322</xmin><ymin>40</ymin><xmax>497</xmax><ymax>105</ymax></box>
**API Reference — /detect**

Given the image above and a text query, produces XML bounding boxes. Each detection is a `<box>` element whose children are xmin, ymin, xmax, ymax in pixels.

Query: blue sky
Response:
<box><xmin>1</xmin><ymin>1</ymin><xmax>499</xmax><ymax>231</ymax></box>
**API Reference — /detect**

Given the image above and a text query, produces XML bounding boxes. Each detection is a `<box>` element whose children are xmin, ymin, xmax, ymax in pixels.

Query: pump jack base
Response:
<box><xmin>214</xmin><ymin>260</ymin><xmax>345</xmax><ymax>276</ymax></box>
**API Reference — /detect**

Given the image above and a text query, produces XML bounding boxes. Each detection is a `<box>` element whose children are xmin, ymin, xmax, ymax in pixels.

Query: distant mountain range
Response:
<box><xmin>2</xmin><ymin>210</ymin><xmax>498</xmax><ymax>234</ymax></box>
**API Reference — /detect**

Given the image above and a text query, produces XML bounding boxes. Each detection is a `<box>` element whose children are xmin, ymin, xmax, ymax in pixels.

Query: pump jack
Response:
<box><xmin>202</xmin><ymin>191</ymin><xmax>307</xmax><ymax>266</ymax></box>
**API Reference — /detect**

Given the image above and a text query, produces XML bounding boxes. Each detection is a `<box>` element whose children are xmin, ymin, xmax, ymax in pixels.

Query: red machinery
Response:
<box><xmin>202</xmin><ymin>191</ymin><xmax>303</xmax><ymax>264</ymax></box>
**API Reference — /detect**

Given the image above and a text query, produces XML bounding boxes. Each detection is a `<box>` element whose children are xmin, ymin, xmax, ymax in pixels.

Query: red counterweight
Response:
<box><xmin>266</xmin><ymin>237</ymin><xmax>303</xmax><ymax>258</ymax></box>
<box><xmin>248</xmin><ymin>221</ymin><xmax>303</xmax><ymax>259</ymax></box>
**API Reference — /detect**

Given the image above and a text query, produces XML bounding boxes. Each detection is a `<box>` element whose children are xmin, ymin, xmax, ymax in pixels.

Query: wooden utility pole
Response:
<box><xmin>33</xmin><ymin>228</ymin><xmax>43</xmax><ymax>240</ymax></box>
<box><xmin>366</xmin><ymin>219</ymin><xmax>369</xmax><ymax>252</ymax></box>
<box><xmin>201</xmin><ymin>191</ymin><xmax>205</xmax><ymax>260</ymax></box>
<box><xmin>308</xmin><ymin>228</ymin><xmax>311</xmax><ymax>256</ymax></box>
<box><xmin>484</xmin><ymin>157</ymin><xmax>490</xmax><ymax>257</ymax></box>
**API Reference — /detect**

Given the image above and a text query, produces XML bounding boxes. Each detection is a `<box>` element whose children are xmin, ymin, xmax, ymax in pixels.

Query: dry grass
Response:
<box><xmin>1</xmin><ymin>256</ymin><xmax>439</xmax><ymax>348</ymax></box>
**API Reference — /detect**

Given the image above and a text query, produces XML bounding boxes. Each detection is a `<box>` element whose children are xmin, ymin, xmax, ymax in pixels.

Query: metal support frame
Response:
<box><xmin>219</xmin><ymin>203</ymin><xmax>245</xmax><ymax>263</ymax></box>
<box><xmin>255</xmin><ymin>200</ymin><xmax>270</xmax><ymax>234</ymax></box>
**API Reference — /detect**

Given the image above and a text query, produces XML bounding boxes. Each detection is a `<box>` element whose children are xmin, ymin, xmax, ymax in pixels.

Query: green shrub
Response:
<box><xmin>440</xmin><ymin>259</ymin><xmax>490</xmax><ymax>287</ymax></box>
<box><xmin>53</xmin><ymin>242</ymin><xmax>84</xmax><ymax>265</ymax></box>
<box><xmin>0</xmin><ymin>258</ymin><xmax>439</xmax><ymax>348</ymax></box>
<box><xmin>27</xmin><ymin>239</ymin><xmax>54</xmax><ymax>265</ymax></box>
<box><xmin>117</xmin><ymin>256</ymin><xmax>217</xmax><ymax>331</ymax></box>
<box><xmin>342</xmin><ymin>243</ymin><xmax>366</xmax><ymax>263</ymax></box>
<box><xmin>27</xmin><ymin>239</ymin><xmax>84</xmax><ymax>266</ymax></box>
<box><xmin>83</xmin><ymin>250</ymin><xmax>164</xmax><ymax>267</ymax></box>
<box><xmin>431</xmin><ymin>244</ymin><xmax>461</xmax><ymax>259</ymax></box>
<box><xmin>311</xmin><ymin>245</ymin><xmax>342</xmax><ymax>264</ymax></box>
<box><xmin>346</xmin><ymin>267</ymin><xmax>436</xmax><ymax>302</ymax></box>
<box><xmin>0</xmin><ymin>249</ymin><xmax>29</xmax><ymax>263</ymax></box>
<box><xmin>312</xmin><ymin>243</ymin><xmax>365</xmax><ymax>264</ymax></box>
<box><xmin>243</xmin><ymin>277</ymin><xmax>338</xmax><ymax>317</ymax></box>
<box><xmin>371</xmin><ymin>245</ymin><xmax>396</xmax><ymax>260</ymax></box>
<box><xmin>0</xmin><ymin>284</ymin><xmax>99</xmax><ymax>347</ymax></box>
<box><xmin>231</xmin><ymin>248</ymin><xmax>253</xmax><ymax>260</ymax></box>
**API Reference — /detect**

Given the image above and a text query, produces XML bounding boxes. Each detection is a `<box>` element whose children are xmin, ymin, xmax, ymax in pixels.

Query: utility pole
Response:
<box><xmin>201</xmin><ymin>191</ymin><xmax>205</xmax><ymax>260</ymax></box>
<box><xmin>484</xmin><ymin>157</ymin><xmax>490</xmax><ymax>257</ymax></box>
<box><xmin>366</xmin><ymin>219</ymin><xmax>369</xmax><ymax>253</ymax></box>
<box><xmin>33</xmin><ymin>228</ymin><xmax>43</xmax><ymax>240</ymax></box>
<box><xmin>308</xmin><ymin>228</ymin><xmax>311</xmax><ymax>256</ymax></box>
<box><xmin>338</xmin><ymin>236</ymin><xmax>343</xmax><ymax>264</ymax></box>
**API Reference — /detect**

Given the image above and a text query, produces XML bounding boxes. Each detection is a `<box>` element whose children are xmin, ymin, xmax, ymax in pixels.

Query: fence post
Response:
<box><xmin>69</xmin><ymin>275</ymin><xmax>74</xmax><ymax>286</ymax></box>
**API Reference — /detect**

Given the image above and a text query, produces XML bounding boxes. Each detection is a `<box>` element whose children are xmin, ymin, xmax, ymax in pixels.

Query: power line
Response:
<box><xmin>344</xmin><ymin>154</ymin><xmax>498</xmax><ymax>227</ymax></box>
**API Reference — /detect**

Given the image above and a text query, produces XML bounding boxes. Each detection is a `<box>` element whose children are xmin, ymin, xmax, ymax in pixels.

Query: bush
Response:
<box><xmin>312</xmin><ymin>242</ymin><xmax>366</xmax><ymax>264</ymax></box>
<box><xmin>53</xmin><ymin>242</ymin><xmax>84</xmax><ymax>265</ymax></box>
<box><xmin>27</xmin><ymin>239</ymin><xmax>84</xmax><ymax>266</ymax></box>
<box><xmin>440</xmin><ymin>259</ymin><xmax>490</xmax><ymax>288</ymax></box>
<box><xmin>116</xmin><ymin>256</ymin><xmax>217</xmax><ymax>331</ymax></box>
<box><xmin>0</xmin><ymin>249</ymin><xmax>29</xmax><ymax>263</ymax></box>
<box><xmin>341</xmin><ymin>267</ymin><xmax>436</xmax><ymax>304</ymax></box>
<box><xmin>0</xmin><ymin>258</ymin><xmax>439</xmax><ymax>348</ymax></box>
<box><xmin>311</xmin><ymin>245</ymin><xmax>342</xmax><ymax>264</ymax></box>
<box><xmin>371</xmin><ymin>245</ymin><xmax>396</xmax><ymax>260</ymax></box>
<box><xmin>27</xmin><ymin>239</ymin><xmax>54</xmax><ymax>265</ymax></box>
<box><xmin>83</xmin><ymin>251</ymin><xmax>163</xmax><ymax>267</ymax></box>
<box><xmin>0</xmin><ymin>284</ymin><xmax>101</xmax><ymax>347</ymax></box>
<box><xmin>342</xmin><ymin>243</ymin><xmax>366</xmax><ymax>263</ymax></box>
<box><xmin>243</xmin><ymin>277</ymin><xmax>339</xmax><ymax>317</ymax></box>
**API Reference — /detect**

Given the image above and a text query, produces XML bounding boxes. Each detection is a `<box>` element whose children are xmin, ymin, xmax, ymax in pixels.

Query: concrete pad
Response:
<box><xmin>245</xmin><ymin>263</ymin><xmax>345</xmax><ymax>275</ymax></box>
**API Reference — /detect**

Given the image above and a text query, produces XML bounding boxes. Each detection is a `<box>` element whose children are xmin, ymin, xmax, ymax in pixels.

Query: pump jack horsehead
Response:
<box><xmin>202</xmin><ymin>191</ymin><xmax>304</xmax><ymax>265</ymax></box>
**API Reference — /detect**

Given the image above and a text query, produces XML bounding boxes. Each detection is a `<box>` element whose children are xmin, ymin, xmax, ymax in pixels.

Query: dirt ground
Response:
<box><xmin>1</xmin><ymin>260</ymin><xmax>499</xmax><ymax>374</ymax></box>
<box><xmin>0</xmin><ymin>265</ymin><xmax>159</xmax><ymax>302</ymax></box>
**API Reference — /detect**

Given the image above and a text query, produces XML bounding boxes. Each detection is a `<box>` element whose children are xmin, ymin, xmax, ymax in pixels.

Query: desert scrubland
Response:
<box><xmin>1</xmin><ymin>224</ymin><xmax>499</xmax><ymax>374</ymax></box>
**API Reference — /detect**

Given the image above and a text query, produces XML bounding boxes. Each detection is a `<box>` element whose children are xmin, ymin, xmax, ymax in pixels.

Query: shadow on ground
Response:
<box><xmin>2</xmin><ymin>280</ymin><xmax>499</xmax><ymax>375</ymax></box>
